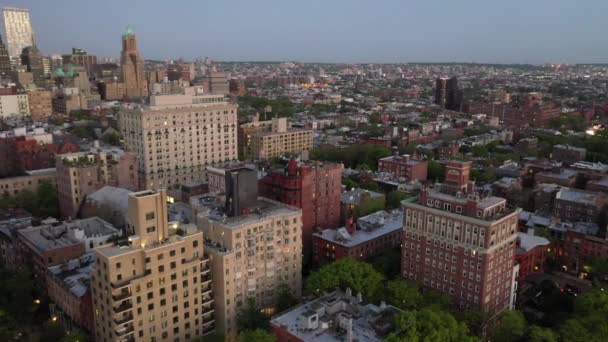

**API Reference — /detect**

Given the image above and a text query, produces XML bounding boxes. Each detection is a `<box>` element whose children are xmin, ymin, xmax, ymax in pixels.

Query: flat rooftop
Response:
<box><xmin>314</xmin><ymin>210</ymin><xmax>403</xmax><ymax>248</ymax></box>
<box><xmin>18</xmin><ymin>217</ymin><xmax>118</xmax><ymax>253</ymax></box>
<box><xmin>517</xmin><ymin>232</ymin><xmax>550</xmax><ymax>253</ymax></box>
<box><xmin>48</xmin><ymin>252</ymin><xmax>95</xmax><ymax>298</ymax></box>
<box><xmin>270</xmin><ymin>289</ymin><xmax>402</xmax><ymax>342</ymax></box>
<box><xmin>194</xmin><ymin>195</ymin><xmax>301</xmax><ymax>230</ymax></box>
<box><xmin>341</xmin><ymin>189</ymin><xmax>384</xmax><ymax>205</ymax></box>
<box><xmin>556</xmin><ymin>188</ymin><xmax>603</xmax><ymax>206</ymax></box>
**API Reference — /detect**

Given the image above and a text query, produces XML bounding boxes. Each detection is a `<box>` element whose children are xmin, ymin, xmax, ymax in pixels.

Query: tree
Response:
<box><xmin>367</xmin><ymin>246</ymin><xmax>401</xmax><ymax>280</ymax></box>
<box><xmin>305</xmin><ymin>258</ymin><xmax>385</xmax><ymax>301</ymax></box>
<box><xmin>421</xmin><ymin>289</ymin><xmax>453</xmax><ymax>313</ymax></box>
<box><xmin>428</xmin><ymin>160</ymin><xmax>444</xmax><ymax>182</ymax></box>
<box><xmin>342</xmin><ymin>177</ymin><xmax>359</xmax><ymax>191</ymax></box>
<box><xmin>237</xmin><ymin>298</ymin><xmax>269</xmax><ymax>332</ymax></box>
<box><xmin>60</xmin><ymin>330</ymin><xmax>88</xmax><ymax>342</ymax></box>
<box><xmin>238</xmin><ymin>329</ymin><xmax>276</xmax><ymax>342</ymax></box>
<box><xmin>493</xmin><ymin>310</ymin><xmax>527</xmax><ymax>342</ymax></box>
<box><xmin>527</xmin><ymin>326</ymin><xmax>558</xmax><ymax>342</ymax></box>
<box><xmin>386</xmin><ymin>308</ymin><xmax>479</xmax><ymax>342</ymax></box>
<box><xmin>275</xmin><ymin>284</ymin><xmax>297</xmax><ymax>313</ymax></box>
<box><xmin>37</xmin><ymin>180</ymin><xmax>59</xmax><ymax>218</ymax></box>
<box><xmin>387</xmin><ymin>190</ymin><xmax>408</xmax><ymax>209</ymax></box>
<box><xmin>385</xmin><ymin>280</ymin><xmax>421</xmax><ymax>310</ymax></box>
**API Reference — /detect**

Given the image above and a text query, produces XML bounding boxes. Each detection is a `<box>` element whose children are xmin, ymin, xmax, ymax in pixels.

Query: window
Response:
<box><xmin>146</xmin><ymin>212</ymin><xmax>155</xmax><ymax>220</ymax></box>
<box><xmin>147</xmin><ymin>226</ymin><xmax>156</xmax><ymax>233</ymax></box>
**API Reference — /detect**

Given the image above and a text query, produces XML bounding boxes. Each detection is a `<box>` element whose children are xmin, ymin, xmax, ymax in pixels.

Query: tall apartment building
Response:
<box><xmin>207</xmin><ymin>72</ymin><xmax>229</xmax><ymax>95</ymax></box>
<box><xmin>259</xmin><ymin>158</ymin><xmax>343</xmax><ymax>249</ymax></box>
<box><xmin>120</xmin><ymin>28</ymin><xmax>147</xmax><ymax>99</ymax></box>
<box><xmin>244</xmin><ymin>117</ymin><xmax>313</xmax><ymax>160</ymax></box>
<box><xmin>2</xmin><ymin>8</ymin><xmax>34</xmax><ymax>61</ymax></box>
<box><xmin>56</xmin><ymin>146</ymin><xmax>139</xmax><ymax>219</ymax></box>
<box><xmin>194</xmin><ymin>167</ymin><xmax>303</xmax><ymax>338</ymax></box>
<box><xmin>401</xmin><ymin>161</ymin><xmax>519</xmax><ymax>317</ymax></box>
<box><xmin>0</xmin><ymin>34</ymin><xmax>11</xmax><ymax>79</ymax></box>
<box><xmin>434</xmin><ymin>78</ymin><xmax>448</xmax><ymax>107</ymax></box>
<box><xmin>238</xmin><ymin>115</ymin><xmax>274</xmax><ymax>159</ymax></box>
<box><xmin>120</xmin><ymin>86</ymin><xmax>238</xmax><ymax>189</ymax></box>
<box><xmin>92</xmin><ymin>189</ymin><xmax>215</xmax><ymax>342</ymax></box>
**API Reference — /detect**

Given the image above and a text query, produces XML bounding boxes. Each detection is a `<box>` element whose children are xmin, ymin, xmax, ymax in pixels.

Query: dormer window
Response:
<box><xmin>456</xmin><ymin>206</ymin><xmax>462</xmax><ymax>214</ymax></box>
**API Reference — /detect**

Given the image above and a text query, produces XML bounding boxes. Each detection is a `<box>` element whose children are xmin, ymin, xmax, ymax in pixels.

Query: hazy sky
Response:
<box><xmin>3</xmin><ymin>0</ymin><xmax>607</xmax><ymax>64</ymax></box>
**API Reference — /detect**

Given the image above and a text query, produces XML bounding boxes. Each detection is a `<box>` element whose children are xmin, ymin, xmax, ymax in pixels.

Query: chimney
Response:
<box><xmin>356</xmin><ymin>292</ymin><xmax>363</xmax><ymax>303</ymax></box>
<box><xmin>346</xmin><ymin>217</ymin><xmax>357</xmax><ymax>235</ymax></box>
<box><xmin>345</xmin><ymin>287</ymin><xmax>352</xmax><ymax>298</ymax></box>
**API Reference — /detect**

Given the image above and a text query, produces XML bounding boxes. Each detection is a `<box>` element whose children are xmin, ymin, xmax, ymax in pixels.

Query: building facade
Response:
<box><xmin>0</xmin><ymin>34</ymin><xmax>11</xmax><ymax>78</ymax></box>
<box><xmin>2</xmin><ymin>7</ymin><xmax>34</xmax><ymax>60</ymax></box>
<box><xmin>378</xmin><ymin>154</ymin><xmax>428</xmax><ymax>182</ymax></box>
<box><xmin>120</xmin><ymin>87</ymin><xmax>238</xmax><ymax>189</ymax></box>
<box><xmin>56</xmin><ymin>147</ymin><xmax>139</xmax><ymax>219</ymax></box>
<box><xmin>120</xmin><ymin>28</ymin><xmax>147</xmax><ymax>99</ymax></box>
<box><xmin>246</xmin><ymin>117</ymin><xmax>313</xmax><ymax>160</ymax></box>
<box><xmin>27</xmin><ymin>90</ymin><xmax>52</xmax><ymax>117</ymax></box>
<box><xmin>194</xmin><ymin>169</ymin><xmax>303</xmax><ymax>338</ymax></box>
<box><xmin>259</xmin><ymin>158</ymin><xmax>343</xmax><ymax>249</ymax></box>
<box><xmin>401</xmin><ymin>161</ymin><xmax>519</xmax><ymax>316</ymax></box>
<box><xmin>91</xmin><ymin>189</ymin><xmax>215</xmax><ymax>342</ymax></box>
<box><xmin>0</xmin><ymin>92</ymin><xmax>30</xmax><ymax>117</ymax></box>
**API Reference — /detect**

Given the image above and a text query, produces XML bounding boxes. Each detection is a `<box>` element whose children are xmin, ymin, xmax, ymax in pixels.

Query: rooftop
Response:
<box><xmin>270</xmin><ymin>289</ymin><xmax>403</xmax><ymax>342</ymax></box>
<box><xmin>517</xmin><ymin>232</ymin><xmax>550</xmax><ymax>253</ymax></box>
<box><xmin>193</xmin><ymin>195</ymin><xmax>301</xmax><ymax>230</ymax></box>
<box><xmin>18</xmin><ymin>217</ymin><xmax>118</xmax><ymax>253</ymax></box>
<box><xmin>341</xmin><ymin>189</ymin><xmax>384</xmax><ymax>205</ymax></box>
<box><xmin>555</xmin><ymin>188</ymin><xmax>603</xmax><ymax>206</ymax></box>
<box><xmin>314</xmin><ymin>210</ymin><xmax>402</xmax><ymax>248</ymax></box>
<box><xmin>48</xmin><ymin>252</ymin><xmax>95</xmax><ymax>298</ymax></box>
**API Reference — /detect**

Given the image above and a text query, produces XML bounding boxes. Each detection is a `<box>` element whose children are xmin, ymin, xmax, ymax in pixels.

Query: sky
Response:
<box><xmin>3</xmin><ymin>0</ymin><xmax>607</xmax><ymax>64</ymax></box>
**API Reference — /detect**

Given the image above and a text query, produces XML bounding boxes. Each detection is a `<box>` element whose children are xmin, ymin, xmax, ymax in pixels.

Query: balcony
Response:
<box><xmin>203</xmin><ymin>294</ymin><xmax>214</xmax><ymax>305</ymax></box>
<box><xmin>114</xmin><ymin>313</ymin><xmax>134</xmax><ymax>325</ymax></box>
<box><xmin>113</xmin><ymin>300</ymin><xmax>133</xmax><ymax>314</ymax></box>
<box><xmin>110</xmin><ymin>280</ymin><xmax>132</xmax><ymax>290</ymax></box>
<box><xmin>202</xmin><ymin>321</ymin><xmax>215</xmax><ymax>335</ymax></box>
<box><xmin>202</xmin><ymin>308</ymin><xmax>215</xmax><ymax>316</ymax></box>
<box><xmin>201</xmin><ymin>274</ymin><xmax>212</xmax><ymax>283</ymax></box>
<box><xmin>115</xmin><ymin>323</ymin><xmax>134</xmax><ymax>337</ymax></box>
<box><xmin>112</xmin><ymin>291</ymin><xmax>132</xmax><ymax>301</ymax></box>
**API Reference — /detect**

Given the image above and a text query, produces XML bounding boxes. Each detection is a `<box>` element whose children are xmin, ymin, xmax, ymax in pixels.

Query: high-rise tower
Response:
<box><xmin>0</xmin><ymin>34</ymin><xmax>11</xmax><ymax>79</ymax></box>
<box><xmin>120</xmin><ymin>27</ymin><xmax>147</xmax><ymax>99</ymax></box>
<box><xmin>2</xmin><ymin>8</ymin><xmax>34</xmax><ymax>61</ymax></box>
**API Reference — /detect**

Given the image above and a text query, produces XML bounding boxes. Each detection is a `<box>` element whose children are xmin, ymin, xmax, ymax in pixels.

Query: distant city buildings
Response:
<box><xmin>378</xmin><ymin>153</ymin><xmax>428</xmax><ymax>182</ymax></box>
<box><xmin>2</xmin><ymin>7</ymin><xmax>34</xmax><ymax>61</ymax></box>
<box><xmin>120</xmin><ymin>28</ymin><xmax>147</xmax><ymax>99</ymax></box>
<box><xmin>241</xmin><ymin>117</ymin><xmax>313</xmax><ymax>160</ymax></box>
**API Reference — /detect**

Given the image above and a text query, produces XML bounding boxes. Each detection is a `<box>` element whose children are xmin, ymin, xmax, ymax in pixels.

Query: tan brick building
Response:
<box><xmin>120</xmin><ymin>28</ymin><xmax>147</xmax><ymax>99</ymax></box>
<box><xmin>193</xmin><ymin>168</ymin><xmax>303</xmax><ymax>338</ymax></box>
<box><xmin>119</xmin><ymin>87</ymin><xmax>238</xmax><ymax>189</ymax></box>
<box><xmin>27</xmin><ymin>90</ymin><xmax>52</xmax><ymax>118</ymax></box>
<box><xmin>244</xmin><ymin>117</ymin><xmax>313</xmax><ymax>160</ymax></box>
<box><xmin>92</xmin><ymin>189</ymin><xmax>215</xmax><ymax>342</ymax></box>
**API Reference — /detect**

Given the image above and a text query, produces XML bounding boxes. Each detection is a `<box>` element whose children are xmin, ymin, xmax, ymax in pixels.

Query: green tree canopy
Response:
<box><xmin>238</xmin><ymin>329</ymin><xmax>277</xmax><ymax>342</ymax></box>
<box><xmin>305</xmin><ymin>258</ymin><xmax>385</xmax><ymax>300</ymax></box>
<box><xmin>427</xmin><ymin>160</ymin><xmax>445</xmax><ymax>182</ymax></box>
<box><xmin>385</xmin><ymin>280</ymin><xmax>422</xmax><ymax>311</ymax></box>
<box><xmin>275</xmin><ymin>284</ymin><xmax>297</xmax><ymax>313</ymax></box>
<box><xmin>492</xmin><ymin>310</ymin><xmax>527</xmax><ymax>342</ymax></box>
<box><xmin>385</xmin><ymin>308</ymin><xmax>479</xmax><ymax>342</ymax></box>
<box><xmin>527</xmin><ymin>326</ymin><xmax>558</xmax><ymax>342</ymax></box>
<box><xmin>237</xmin><ymin>298</ymin><xmax>270</xmax><ymax>333</ymax></box>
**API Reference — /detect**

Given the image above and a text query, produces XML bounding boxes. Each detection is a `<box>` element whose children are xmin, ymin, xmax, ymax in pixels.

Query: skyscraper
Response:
<box><xmin>20</xmin><ymin>45</ymin><xmax>44</xmax><ymax>87</ymax></box>
<box><xmin>2</xmin><ymin>8</ymin><xmax>34</xmax><ymax>61</ymax></box>
<box><xmin>0</xmin><ymin>34</ymin><xmax>11</xmax><ymax>79</ymax></box>
<box><xmin>434</xmin><ymin>77</ymin><xmax>448</xmax><ymax>107</ymax></box>
<box><xmin>445</xmin><ymin>76</ymin><xmax>463</xmax><ymax>111</ymax></box>
<box><xmin>92</xmin><ymin>189</ymin><xmax>215</xmax><ymax>341</ymax></box>
<box><xmin>120</xmin><ymin>27</ymin><xmax>147</xmax><ymax>99</ymax></box>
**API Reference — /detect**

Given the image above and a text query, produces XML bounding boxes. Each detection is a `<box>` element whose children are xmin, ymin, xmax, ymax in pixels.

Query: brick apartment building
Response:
<box><xmin>259</xmin><ymin>158</ymin><xmax>343</xmax><ymax>249</ymax></box>
<box><xmin>313</xmin><ymin>210</ymin><xmax>403</xmax><ymax>266</ymax></box>
<box><xmin>401</xmin><ymin>161</ymin><xmax>520</xmax><ymax>316</ymax></box>
<box><xmin>378</xmin><ymin>153</ymin><xmax>428</xmax><ymax>182</ymax></box>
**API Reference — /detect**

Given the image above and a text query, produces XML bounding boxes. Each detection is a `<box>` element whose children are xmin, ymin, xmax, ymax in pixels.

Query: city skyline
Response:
<box><xmin>3</xmin><ymin>0</ymin><xmax>607</xmax><ymax>64</ymax></box>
